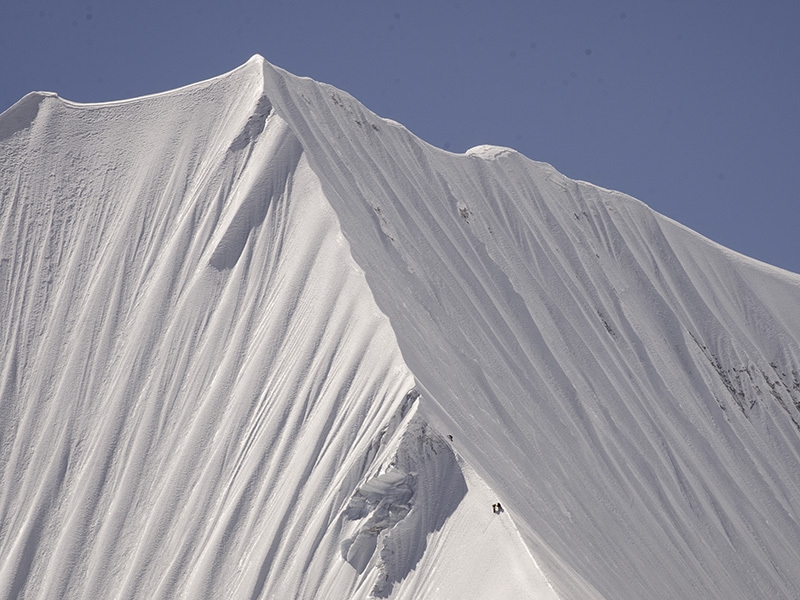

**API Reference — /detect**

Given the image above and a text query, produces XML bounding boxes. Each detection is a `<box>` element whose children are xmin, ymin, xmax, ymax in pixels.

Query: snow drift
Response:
<box><xmin>1</xmin><ymin>55</ymin><xmax>799</xmax><ymax>599</ymax></box>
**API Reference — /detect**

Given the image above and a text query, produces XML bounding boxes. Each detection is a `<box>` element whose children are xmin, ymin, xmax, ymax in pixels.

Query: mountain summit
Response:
<box><xmin>2</xmin><ymin>55</ymin><xmax>799</xmax><ymax>599</ymax></box>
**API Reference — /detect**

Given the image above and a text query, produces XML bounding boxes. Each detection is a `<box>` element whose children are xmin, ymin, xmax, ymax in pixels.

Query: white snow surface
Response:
<box><xmin>1</xmin><ymin>55</ymin><xmax>800</xmax><ymax>599</ymax></box>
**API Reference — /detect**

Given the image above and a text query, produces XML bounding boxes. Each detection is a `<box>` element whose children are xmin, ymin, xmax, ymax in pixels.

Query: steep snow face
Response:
<box><xmin>0</xmin><ymin>58</ymin><xmax>548</xmax><ymax>600</ymax></box>
<box><xmin>0</xmin><ymin>71</ymin><xmax>414</xmax><ymax>598</ymax></box>
<box><xmin>2</xmin><ymin>55</ymin><xmax>800</xmax><ymax>600</ymax></box>
<box><xmin>254</xmin><ymin>58</ymin><xmax>800</xmax><ymax>598</ymax></box>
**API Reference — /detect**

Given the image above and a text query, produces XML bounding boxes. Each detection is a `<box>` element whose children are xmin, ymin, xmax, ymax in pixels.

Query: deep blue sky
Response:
<box><xmin>2</xmin><ymin>1</ymin><xmax>798</xmax><ymax>274</ymax></box>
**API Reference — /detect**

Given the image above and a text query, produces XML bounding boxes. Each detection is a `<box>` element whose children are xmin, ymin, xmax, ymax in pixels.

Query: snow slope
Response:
<box><xmin>2</xmin><ymin>55</ymin><xmax>800</xmax><ymax>599</ymax></box>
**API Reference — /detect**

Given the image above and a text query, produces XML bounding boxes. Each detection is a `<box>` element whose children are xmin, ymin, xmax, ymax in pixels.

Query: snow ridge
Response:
<box><xmin>256</xmin><ymin>56</ymin><xmax>800</xmax><ymax>599</ymax></box>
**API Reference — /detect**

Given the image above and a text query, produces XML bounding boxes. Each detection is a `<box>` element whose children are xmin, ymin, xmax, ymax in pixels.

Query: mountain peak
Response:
<box><xmin>2</xmin><ymin>61</ymin><xmax>799</xmax><ymax>600</ymax></box>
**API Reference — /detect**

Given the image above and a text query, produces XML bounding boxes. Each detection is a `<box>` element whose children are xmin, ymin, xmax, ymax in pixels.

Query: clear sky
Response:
<box><xmin>2</xmin><ymin>0</ymin><xmax>798</xmax><ymax>274</ymax></box>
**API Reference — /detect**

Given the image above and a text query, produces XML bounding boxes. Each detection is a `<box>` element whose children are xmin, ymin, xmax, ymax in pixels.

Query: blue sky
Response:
<box><xmin>2</xmin><ymin>0</ymin><xmax>798</xmax><ymax>274</ymax></box>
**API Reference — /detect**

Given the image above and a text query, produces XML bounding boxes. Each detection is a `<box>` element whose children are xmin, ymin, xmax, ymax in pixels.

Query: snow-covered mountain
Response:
<box><xmin>2</xmin><ymin>55</ymin><xmax>799</xmax><ymax>599</ymax></box>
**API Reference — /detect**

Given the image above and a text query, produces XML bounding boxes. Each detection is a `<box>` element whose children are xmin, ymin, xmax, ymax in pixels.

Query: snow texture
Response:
<box><xmin>1</xmin><ymin>55</ymin><xmax>800</xmax><ymax>599</ymax></box>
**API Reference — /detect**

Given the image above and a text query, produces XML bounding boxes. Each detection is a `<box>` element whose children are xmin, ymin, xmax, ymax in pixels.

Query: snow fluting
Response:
<box><xmin>1</xmin><ymin>55</ymin><xmax>799</xmax><ymax>599</ymax></box>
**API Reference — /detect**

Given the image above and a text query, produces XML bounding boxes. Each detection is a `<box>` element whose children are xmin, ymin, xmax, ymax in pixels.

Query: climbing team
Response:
<box><xmin>492</xmin><ymin>502</ymin><xmax>503</xmax><ymax>514</ymax></box>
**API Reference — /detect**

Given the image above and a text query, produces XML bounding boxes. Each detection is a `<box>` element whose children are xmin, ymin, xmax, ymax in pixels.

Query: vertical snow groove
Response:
<box><xmin>208</xmin><ymin>114</ymin><xmax>301</xmax><ymax>270</ymax></box>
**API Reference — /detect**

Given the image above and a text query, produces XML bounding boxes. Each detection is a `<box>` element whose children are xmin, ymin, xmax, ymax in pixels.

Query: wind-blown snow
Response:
<box><xmin>1</xmin><ymin>55</ymin><xmax>799</xmax><ymax>599</ymax></box>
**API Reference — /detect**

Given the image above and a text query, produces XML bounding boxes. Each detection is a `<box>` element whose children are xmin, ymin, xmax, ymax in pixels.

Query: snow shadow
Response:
<box><xmin>209</xmin><ymin>118</ymin><xmax>302</xmax><ymax>271</ymax></box>
<box><xmin>0</xmin><ymin>93</ymin><xmax>44</xmax><ymax>141</ymax></box>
